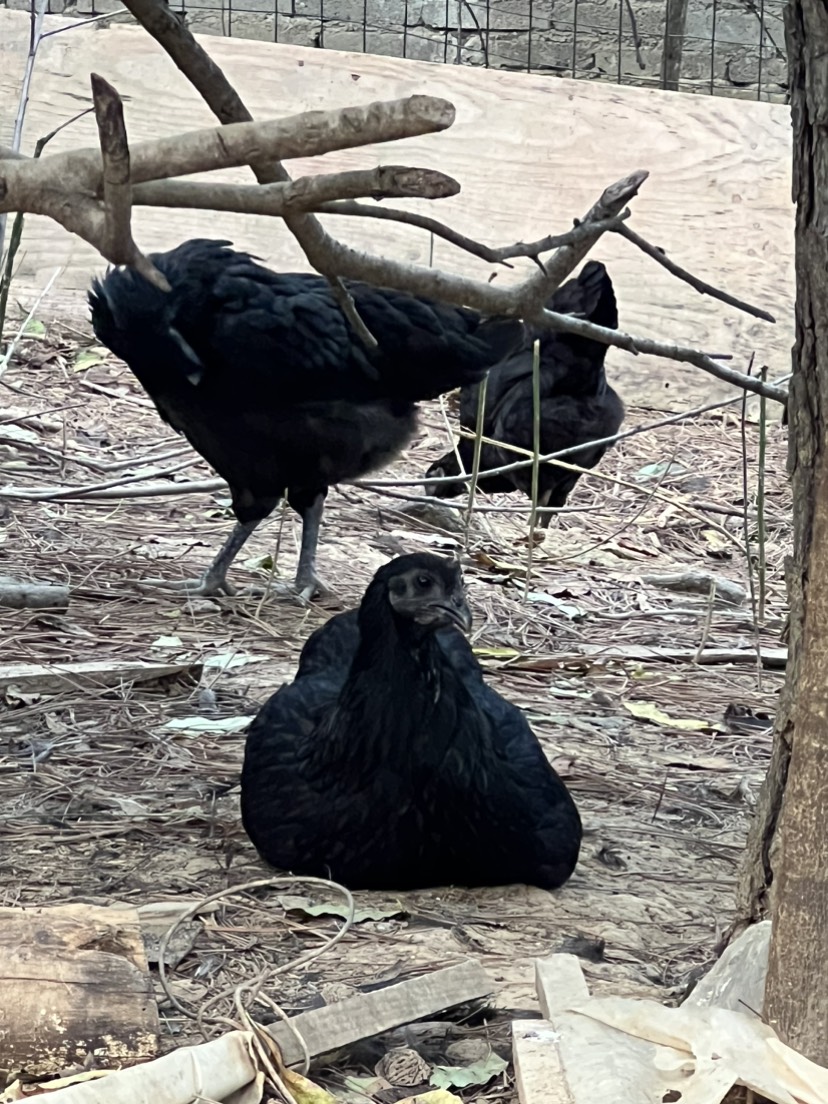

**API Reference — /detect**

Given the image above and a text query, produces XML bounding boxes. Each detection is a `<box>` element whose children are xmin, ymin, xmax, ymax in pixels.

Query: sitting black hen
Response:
<box><xmin>423</xmin><ymin>261</ymin><xmax>625</xmax><ymax>524</ymax></box>
<box><xmin>88</xmin><ymin>240</ymin><xmax>524</xmax><ymax>598</ymax></box>
<box><xmin>240</xmin><ymin>552</ymin><xmax>582</xmax><ymax>891</ymax></box>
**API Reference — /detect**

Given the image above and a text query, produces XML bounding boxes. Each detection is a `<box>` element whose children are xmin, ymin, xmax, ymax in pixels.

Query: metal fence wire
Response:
<box><xmin>12</xmin><ymin>0</ymin><xmax>788</xmax><ymax>101</ymax></box>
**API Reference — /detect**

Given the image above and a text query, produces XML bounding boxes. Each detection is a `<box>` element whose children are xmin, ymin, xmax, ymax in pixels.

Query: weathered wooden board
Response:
<box><xmin>1</xmin><ymin>9</ymin><xmax>793</xmax><ymax>408</ymax></box>
<box><xmin>534</xmin><ymin>953</ymin><xmax>590</xmax><ymax>1018</ymax></box>
<box><xmin>513</xmin><ymin>1020</ymin><xmax>573</xmax><ymax>1104</ymax></box>
<box><xmin>0</xmin><ymin>658</ymin><xmax>202</xmax><ymax>695</ymax></box>
<box><xmin>266</xmin><ymin>958</ymin><xmax>494</xmax><ymax>1067</ymax></box>
<box><xmin>0</xmin><ymin>903</ymin><xmax>159</xmax><ymax>1076</ymax></box>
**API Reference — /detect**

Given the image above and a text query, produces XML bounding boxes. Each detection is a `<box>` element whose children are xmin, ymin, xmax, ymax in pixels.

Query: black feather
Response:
<box><xmin>424</xmin><ymin>261</ymin><xmax>625</xmax><ymax>514</ymax></box>
<box><xmin>88</xmin><ymin>240</ymin><xmax>525</xmax><ymax>589</ymax></box>
<box><xmin>240</xmin><ymin>552</ymin><xmax>582</xmax><ymax>891</ymax></box>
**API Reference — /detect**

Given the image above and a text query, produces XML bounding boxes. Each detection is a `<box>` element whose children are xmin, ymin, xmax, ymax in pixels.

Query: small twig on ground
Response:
<box><xmin>693</xmin><ymin>579</ymin><xmax>718</xmax><ymax>663</ymax></box>
<box><xmin>0</xmin><ymin>267</ymin><xmax>61</xmax><ymax>380</ymax></box>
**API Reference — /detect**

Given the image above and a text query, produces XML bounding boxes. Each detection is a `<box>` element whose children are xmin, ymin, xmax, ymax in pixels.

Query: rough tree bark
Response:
<box><xmin>734</xmin><ymin>0</ymin><xmax>828</xmax><ymax>1066</ymax></box>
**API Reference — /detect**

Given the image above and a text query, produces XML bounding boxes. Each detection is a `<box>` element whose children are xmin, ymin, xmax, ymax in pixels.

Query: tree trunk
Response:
<box><xmin>734</xmin><ymin>0</ymin><xmax>828</xmax><ymax>1065</ymax></box>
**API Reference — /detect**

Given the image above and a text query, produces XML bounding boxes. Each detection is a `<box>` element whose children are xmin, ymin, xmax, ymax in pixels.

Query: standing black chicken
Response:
<box><xmin>423</xmin><ymin>261</ymin><xmax>625</xmax><ymax>524</ymax></box>
<box><xmin>88</xmin><ymin>240</ymin><xmax>524</xmax><ymax>598</ymax></box>
<box><xmin>240</xmin><ymin>552</ymin><xmax>582</xmax><ymax>891</ymax></box>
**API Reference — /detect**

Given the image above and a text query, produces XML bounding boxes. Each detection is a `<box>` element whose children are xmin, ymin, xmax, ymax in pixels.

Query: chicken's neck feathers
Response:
<box><xmin>320</xmin><ymin>608</ymin><xmax>482</xmax><ymax>775</ymax></box>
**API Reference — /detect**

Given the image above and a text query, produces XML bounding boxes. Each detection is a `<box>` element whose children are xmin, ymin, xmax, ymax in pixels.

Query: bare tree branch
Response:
<box><xmin>532</xmin><ymin>308</ymin><xmax>788</xmax><ymax>402</ymax></box>
<box><xmin>90</xmin><ymin>73</ymin><xmax>132</xmax><ymax>260</ymax></box>
<box><xmin>0</xmin><ymin>92</ymin><xmax>458</xmax><ymax>284</ymax></box>
<box><xmin>285</xmin><ymin>169</ymin><xmax>651</xmax><ymax>315</ymax></box>
<box><xmin>315</xmin><ymin>201</ymin><xmax>630</xmax><ymax>266</ymax></box>
<box><xmin>132</xmin><ymin>166</ymin><xmax>461</xmax><ymax>213</ymax></box>
<box><xmin>115</xmin><ymin>0</ymin><xmax>648</xmax><ymax>329</ymax></box>
<box><xmin>613</xmin><ymin>222</ymin><xmax>777</xmax><ymax>324</ymax></box>
<box><xmin>0</xmin><ymin>0</ymin><xmax>785</xmax><ymax>404</ymax></box>
<box><xmin>0</xmin><ymin>95</ymin><xmax>456</xmax><ymax>208</ymax></box>
<box><xmin>90</xmin><ymin>72</ymin><xmax>170</xmax><ymax>289</ymax></box>
<box><xmin>117</xmin><ymin>0</ymin><xmax>378</xmax><ymax>341</ymax></box>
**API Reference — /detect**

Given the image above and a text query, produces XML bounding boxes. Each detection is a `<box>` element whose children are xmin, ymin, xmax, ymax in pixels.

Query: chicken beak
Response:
<box><xmin>444</xmin><ymin>595</ymin><xmax>473</xmax><ymax>634</ymax></box>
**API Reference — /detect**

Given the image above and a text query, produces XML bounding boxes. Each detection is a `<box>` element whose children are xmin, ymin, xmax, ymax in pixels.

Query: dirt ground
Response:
<box><xmin>0</xmin><ymin>320</ymin><xmax>790</xmax><ymax>1101</ymax></box>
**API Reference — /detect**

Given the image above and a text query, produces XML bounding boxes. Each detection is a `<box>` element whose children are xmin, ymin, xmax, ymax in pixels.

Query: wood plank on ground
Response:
<box><xmin>513</xmin><ymin>1020</ymin><xmax>573</xmax><ymax>1104</ymax></box>
<box><xmin>267</xmin><ymin>959</ymin><xmax>494</xmax><ymax>1067</ymax></box>
<box><xmin>0</xmin><ymin>658</ymin><xmax>202</xmax><ymax>695</ymax></box>
<box><xmin>534</xmin><ymin>953</ymin><xmax>591</xmax><ymax>1018</ymax></box>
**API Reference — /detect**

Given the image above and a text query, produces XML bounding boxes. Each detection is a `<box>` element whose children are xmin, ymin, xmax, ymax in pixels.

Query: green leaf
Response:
<box><xmin>429</xmin><ymin>1052</ymin><xmax>508</xmax><ymax>1090</ymax></box>
<box><xmin>23</xmin><ymin>318</ymin><xmax>46</xmax><ymax>337</ymax></box>
<box><xmin>72</xmin><ymin>348</ymin><xmax>107</xmax><ymax>372</ymax></box>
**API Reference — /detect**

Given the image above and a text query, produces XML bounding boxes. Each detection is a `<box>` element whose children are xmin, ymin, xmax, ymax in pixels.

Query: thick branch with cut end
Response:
<box><xmin>90</xmin><ymin>72</ymin><xmax>169</xmax><ymax>288</ymax></box>
<box><xmin>91</xmin><ymin>73</ymin><xmax>133</xmax><ymax>261</ymax></box>
<box><xmin>132</xmin><ymin>166</ymin><xmax>460</xmax><ymax>213</ymax></box>
<box><xmin>0</xmin><ymin>93</ymin><xmax>458</xmax><ymax>289</ymax></box>
<box><xmin>0</xmin><ymin>95</ymin><xmax>457</xmax><ymax>210</ymax></box>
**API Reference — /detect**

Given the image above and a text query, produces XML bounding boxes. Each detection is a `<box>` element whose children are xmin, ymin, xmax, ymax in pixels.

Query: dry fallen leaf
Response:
<box><xmin>623</xmin><ymin>699</ymin><xmax>711</xmax><ymax>732</ymax></box>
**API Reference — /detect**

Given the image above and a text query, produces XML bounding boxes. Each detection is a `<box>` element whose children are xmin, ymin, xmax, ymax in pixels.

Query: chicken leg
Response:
<box><xmin>291</xmin><ymin>490</ymin><xmax>330</xmax><ymax>601</ymax></box>
<box><xmin>140</xmin><ymin>519</ymin><xmax>261</xmax><ymax>598</ymax></box>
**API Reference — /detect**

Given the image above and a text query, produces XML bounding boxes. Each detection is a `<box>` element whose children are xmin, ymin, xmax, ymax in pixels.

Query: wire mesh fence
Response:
<box><xmin>2</xmin><ymin>0</ymin><xmax>788</xmax><ymax>101</ymax></box>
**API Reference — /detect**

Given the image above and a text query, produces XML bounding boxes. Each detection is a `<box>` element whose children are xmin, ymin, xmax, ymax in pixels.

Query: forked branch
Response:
<box><xmin>0</xmin><ymin>0</ymin><xmax>785</xmax><ymax>404</ymax></box>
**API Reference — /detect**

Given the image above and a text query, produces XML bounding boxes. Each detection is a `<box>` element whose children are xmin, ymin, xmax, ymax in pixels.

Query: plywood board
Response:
<box><xmin>1</xmin><ymin>10</ymin><xmax>793</xmax><ymax>407</ymax></box>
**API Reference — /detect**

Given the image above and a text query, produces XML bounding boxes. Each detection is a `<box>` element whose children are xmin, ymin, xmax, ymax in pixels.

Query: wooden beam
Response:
<box><xmin>513</xmin><ymin>1020</ymin><xmax>573</xmax><ymax>1104</ymax></box>
<box><xmin>267</xmin><ymin>959</ymin><xmax>494</xmax><ymax>1067</ymax></box>
<box><xmin>534</xmin><ymin>954</ymin><xmax>590</xmax><ymax>1018</ymax></box>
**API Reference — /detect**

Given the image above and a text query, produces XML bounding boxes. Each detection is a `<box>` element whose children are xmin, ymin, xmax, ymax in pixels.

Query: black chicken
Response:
<box><xmin>88</xmin><ymin>240</ymin><xmax>524</xmax><ymax>598</ymax></box>
<box><xmin>240</xmin><ymin>552</ymin><xmax>582</xmax><ymax>891</ymax></box>
<box><xmin>423</xmin><ymin>261</ymin><xmax>625</xmax><ymax>524</ymax></box>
